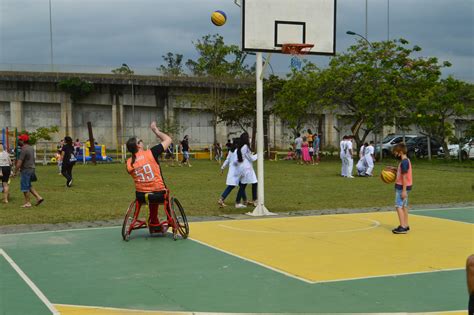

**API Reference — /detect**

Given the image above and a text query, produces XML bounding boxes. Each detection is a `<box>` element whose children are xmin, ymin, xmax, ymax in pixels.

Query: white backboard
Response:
<box><xmin>242</xmin><ymin>0</ymin><xmax>336</xmax><ymax>55</ymax></box>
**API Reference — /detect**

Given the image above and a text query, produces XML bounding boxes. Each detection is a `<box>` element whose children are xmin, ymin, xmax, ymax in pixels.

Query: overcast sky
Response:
<box><xmin>0</xmin><ymin>0</ymin><xmax>472</xmax><ymax>81</ymax></box>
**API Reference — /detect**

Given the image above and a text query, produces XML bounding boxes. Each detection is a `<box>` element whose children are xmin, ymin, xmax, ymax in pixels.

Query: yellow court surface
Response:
<box><xmin>190</xmin><ymin>212</ymin><xmax>473</xmax><ymax>283</ymax></box>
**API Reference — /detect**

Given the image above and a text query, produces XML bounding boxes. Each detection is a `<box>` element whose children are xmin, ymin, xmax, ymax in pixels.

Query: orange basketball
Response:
<box><xmin>380</xmin><ymin>168</ymin><xmax>397</xmax><ymax>184</ymax></box>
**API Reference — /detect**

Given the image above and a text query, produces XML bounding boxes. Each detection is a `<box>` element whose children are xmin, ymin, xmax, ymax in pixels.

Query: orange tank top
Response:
<box><xmin>395</xmin><ymin>158</ymin><xmax>412</xmax><ymax>189</ymax></box>
<box><xmin>127</xmin><ymin>150</ymin><xmax>166</xmax><ymax>192</ymax></box>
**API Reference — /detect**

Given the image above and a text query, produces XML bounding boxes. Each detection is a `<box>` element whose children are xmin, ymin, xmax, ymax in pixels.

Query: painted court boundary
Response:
<box><xmin>0</xmin><ymin>206</ymin><xmax>471</xmax><ymax>238</ymax></box>
<box><xmin>0</xmin><ymin>248</ymin><xmax>60</xmax><ymax>315</ymax></box>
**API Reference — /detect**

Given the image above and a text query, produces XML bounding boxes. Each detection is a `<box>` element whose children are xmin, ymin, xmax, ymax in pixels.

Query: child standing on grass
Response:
<box><xmin>391</xmin><ymin>143</ymin><xmax>413</xmax><ymax>234</ymax></box>
<box><xmin>301</xmin><ymin>137</ymin><xmax>311</xmax><ymax>165</ymax></box>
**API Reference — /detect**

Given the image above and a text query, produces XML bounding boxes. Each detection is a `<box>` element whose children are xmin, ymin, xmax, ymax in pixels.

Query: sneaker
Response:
<box><xmin>235</xmin><ymin>203</ymin><xmax>247</xmax><ymax>209</ymax></box>
<box><xmin>217</xmin><ymin>199</ymin><xmax>227</xmax><ymax>208</ymax></box>
<box><xmin>392</xmin><ymin>226</ymin><xmax>409</xmax><ymax>234</ymax></box>
<box><xmin>347</xmin><ymin>175</ymin><xmax>355</xmax><ymax>179</ymax></box>
<box><xmin>67</xmin><ymin>179</ymin><xmax>73</xmax><ymax>187</ymax></box>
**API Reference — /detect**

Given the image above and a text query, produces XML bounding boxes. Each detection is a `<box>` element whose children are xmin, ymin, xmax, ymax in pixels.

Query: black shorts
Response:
<box><xmin>1</xmin><ymin>166</ymin><xmax>11</xmax><ymax>183</ymax></box>
<box><xmin>136</xmin><ymin>191</ymin><xmax>166</xmax><ymax>205</ymax></box>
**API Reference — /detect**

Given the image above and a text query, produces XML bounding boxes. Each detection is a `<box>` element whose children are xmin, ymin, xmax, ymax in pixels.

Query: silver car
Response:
<box><xmin>375</xmin><ymin>134</ymin><xmax>417</xmax><ymax>157</ymax></box>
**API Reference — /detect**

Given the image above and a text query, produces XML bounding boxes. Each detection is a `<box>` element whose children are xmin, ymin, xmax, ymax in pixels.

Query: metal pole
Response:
<box><xmin>131</xmin><ymin>78</ymin><xmax>135</xmax><ymax>136</ymax></box>
<box><xmin>48</xmin><ymin>0</ymin><xmax>54</xmax><ymax>71</ymax></box>
<box><xmin>248</xmin><ymin>52</ymin><xmax>275</xmax><ymax>216</ymax></box>
<box><xmin>387</xmin><ymin>0</ymin><xmax>390</xmax><ymax>41</ymax></box>
<box><xmin>365</xmin><ymin>0</ymin><xmax>368</xmax><ymax>40</ymax></box>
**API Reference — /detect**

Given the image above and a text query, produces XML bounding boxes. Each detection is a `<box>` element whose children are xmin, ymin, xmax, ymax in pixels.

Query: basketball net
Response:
<box><xmin>282</xmin><ymin>43</ymin><xmax>314</xmax><ymax>70</ymax></box>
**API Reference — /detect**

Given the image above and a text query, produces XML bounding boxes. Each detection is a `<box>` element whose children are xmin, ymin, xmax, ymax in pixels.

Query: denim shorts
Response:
<box><xmin>395</xmin><ymin>189</ymin><xmax>409</xmax><ymax>208</ymax></box>
<box><xmin>183</xmin><ymin>151</ymin><xmax>190</xmax><ymax>160</ymax></box>
<box><xmin>20</xmin><ymin>169</ymin><xmax>36</xmax><ymax>192</ymax></box>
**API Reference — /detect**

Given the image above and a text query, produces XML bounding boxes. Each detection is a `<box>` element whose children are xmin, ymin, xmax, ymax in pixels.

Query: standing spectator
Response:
<box><xmin>0</xmin><ymin>142</ymin><xmax>12</xmax><ymax>203</ymax></box>
<box><xmin>225</xmin><ymin>139</ymin><xmax>232</xmax><ymax>154</ymax></box>
<box><xmin>301</xmin><ymin>136</ymin><xmax>312</xmax><ymax>165</ymax></box>
<box><xmin>340</xmin><ymin>135</ymin><xmax>348</xmax><ymax>177</ymax></box>
<box><xmin>294</xmin><ymin>133</ymin><xmax>303</xmax><ymax>164</ymax></box>
<box><xmin>213</xmin><ymin>142</ymin><xmax>223</xmax><ymax>165</ymax></box>
<box><xmin>61</xmin><ymin>136</ymin><xmax>76</xmax><ymax>187</ymax></box>
<box><xmin>180</xmin><ymin>135</ymin><xmax>191</xmax><ymax>167</ymax></box>
<box><xmin>15</xmin><ymin>134</ymin><xmax>43</xmax><ymax>208</ymax></box>
<box><xmin>306</xmin><ymin>129</ymin><xmax>314</xmax><ymax>147</ymax></box>
<box><xmin>391</xmin><ymin>143</ymin><xmax>413</xmax><ymax>234</ymax></box>
<box><xmin>312</xmin><ymin>133</ymin><xmax>320</xmax><ymax>165</ymax></box>
<box><xmin>236</xmin><ymin>132</ymin><xmax>258</xmax><ymax>207</ymax></box>
<box><xmin>364</xmin><ymin>141</ymin><xmax>375</xmax><ymax>176</ymax></box>
<box><xmin>344</xmin><ymin>136</ymin><xmax>354</xmax><ymax>178</ymax></box>
<box><xmin>73</xmin><ymin>138</ymin><xmax>82</xmax><ymax>156</ymax></box>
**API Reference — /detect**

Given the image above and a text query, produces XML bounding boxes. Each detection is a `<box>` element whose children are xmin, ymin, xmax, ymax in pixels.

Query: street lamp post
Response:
<box><xmin>48</xmin><ymin>0</ymin><xmax>54</xmax><ymax>71</ymax></box>
<box><xmin>346</xmin><ymin>30</ymin><xmax>384</xmax><ymax>161</ymax></box>
<box><xmin>122</xmin><ymin>64</ymin><xmax>135</xmax><ymax>137</ymax></box>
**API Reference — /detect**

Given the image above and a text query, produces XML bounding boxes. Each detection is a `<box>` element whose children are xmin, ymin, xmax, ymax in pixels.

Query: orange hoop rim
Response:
<box><xmin>281</xmin><ymin>43</ymin><xmax>315</xmax><ymax>55</ymax></box>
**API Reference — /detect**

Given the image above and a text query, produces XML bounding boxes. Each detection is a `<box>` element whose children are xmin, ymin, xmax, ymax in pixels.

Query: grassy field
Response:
<box><xmin>0</xmin><ymin>158</ymin><xmax>472</xmax><ymax>225</ymax></box>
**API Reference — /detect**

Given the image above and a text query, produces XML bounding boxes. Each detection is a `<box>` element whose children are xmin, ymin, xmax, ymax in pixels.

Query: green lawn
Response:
<box><xmin>0</xmin><ymin>159</ymin><xmax>472</xmax><ymax>225</ymax></box>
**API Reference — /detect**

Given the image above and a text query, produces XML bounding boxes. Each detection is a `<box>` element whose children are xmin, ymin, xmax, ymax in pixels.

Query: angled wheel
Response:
<box><xmin>171</xmin><ymin>197</ymin><xmax>189</xmax><ymax>239</ymax></box>
<box><xmin>122</xmin><ymin>200</ymin><xmax>138</xmax><ymax>241</ymax></box>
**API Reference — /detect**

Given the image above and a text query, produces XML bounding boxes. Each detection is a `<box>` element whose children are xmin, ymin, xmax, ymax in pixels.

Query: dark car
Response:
<box><xmin>406</xmin><ymin>136</ymin><xmax>442</xmax><ymax>158</ymax></box>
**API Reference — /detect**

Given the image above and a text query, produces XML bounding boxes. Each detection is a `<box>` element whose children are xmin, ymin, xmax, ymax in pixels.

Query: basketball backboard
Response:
<box><xmin>242</xmin><ymin>0</ymin><xmax>336</xmax><ymax>55</ymax></box>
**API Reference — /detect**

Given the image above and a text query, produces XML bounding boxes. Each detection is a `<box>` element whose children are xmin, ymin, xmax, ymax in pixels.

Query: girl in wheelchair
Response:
<box><xmin>126</xmin><ymin>122</ymin><xmax>172</xmax><ymax>231</ymax></box>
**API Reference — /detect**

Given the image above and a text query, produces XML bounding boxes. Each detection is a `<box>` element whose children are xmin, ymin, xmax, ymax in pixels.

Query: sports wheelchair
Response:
<box><xmin>121</xmin><ymin>190</ymin><xmax>189</xmax><ymax>241</ymax></box>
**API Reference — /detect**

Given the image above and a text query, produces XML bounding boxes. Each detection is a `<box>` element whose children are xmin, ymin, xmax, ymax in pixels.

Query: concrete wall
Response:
<box><xmin>0</xmin><ymin>102</ymin><xmax>10</xmax><ymax>128</ymax></box>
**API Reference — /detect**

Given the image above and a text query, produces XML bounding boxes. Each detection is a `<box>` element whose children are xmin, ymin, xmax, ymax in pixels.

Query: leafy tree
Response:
<box><xmin>412</xmin><ymin>77</ymin><xmax>474</xmax><ymax>158</ymax></box>
<box><xmin>185</xmin><ymin>34</ymin><xmax>252</xmax><ymax>78</ymax></box>
<box><xmin>111</xmin><ymin>66</ymin><xmax>134</xmax><ymax>75</ymax></box>
<box><xmin>158</xmin><ymin>53</ymin><xmax>186</xmax><ymax>76</ymax></box>
<box><xmin>274</xmin><ymin>62</ymin><xmax>322</xmax><ymax>137</ymax></box>
<box><xmin>20</xmin><ymin>126</ymin><xmax>59</xmax><ymax>145</ymax></box>
<box><xmin>317</xmin><ymin>38</ymin><xmax>448</xmax><ymax>150</ymax></box>
<box><xmin>58</xmin><ymin>78</ymin><xmax>94</xmax><ymax>102</ymax></box>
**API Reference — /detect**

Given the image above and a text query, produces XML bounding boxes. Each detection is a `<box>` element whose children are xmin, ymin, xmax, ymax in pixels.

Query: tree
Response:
<box><xmin>412</xmin><ymin>77</ymin><xmax>474</xmax><ymax>158</ymax></box>
<box><xmin>20</xmin><ymin>126</ymin><xmax>59</xmax><ymax>145</ymax></box>
<box><xmin>317</xmin><ymin>38</ymin><xmax>448</xmax><ymax>150</ymax></box>
<box><xmin>158</xmin><ymin>53</ymin><xmax>186</xmax><ymax>76</ymax></box>
<box><xmin>58</xmin><ymin>78</ymin><xmax>94</xmax><ymax>102</ymax></box>
<box><xmin>185</xmin><ymin>34</ymin><xmax>252</xmax><ymax>78</ymax></box>
<box><xmin>111</xmin><ymin>66</ymin><xmax>134</xmax><ymax>75</ymax></box>
<box><xmin>274</xmin><ymin>62</ymin><xmax>322</xmax><ymax>137</ymax></box>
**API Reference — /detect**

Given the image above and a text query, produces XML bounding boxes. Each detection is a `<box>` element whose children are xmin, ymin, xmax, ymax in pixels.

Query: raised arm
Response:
<box><xmin>150</xmin><ymin>121</ymin><xmax>172</xmax><ymax>151</ymax></box>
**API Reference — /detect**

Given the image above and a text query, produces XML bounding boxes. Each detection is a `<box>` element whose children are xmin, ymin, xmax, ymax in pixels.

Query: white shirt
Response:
<box><xmin>295</xmin><ymin>137</ymin><xmax>303</xmax><ymax>150</ymax></box>
<box><xmin>346</xmin><ymin>141</ymin><xmax>353</xmax><ymax>158</ymax></box>
<box><xmin>359</xmin><ymin>145</ymin><xmax>366</xmax><ymax>158</ymax></box>
<box><xmin>239</xmin><ymin>144</ymin><xmax>258</xmax><ymax>184</ymax></box>
<box><xmin>0</xmin><ymin>151</ymin><xmax>11</xmax><ymax>167</ymax></box>
<box><xmin>364</xmin><ymin>145</ymin><xmax>374</xmax><ymax>157</ymax></box>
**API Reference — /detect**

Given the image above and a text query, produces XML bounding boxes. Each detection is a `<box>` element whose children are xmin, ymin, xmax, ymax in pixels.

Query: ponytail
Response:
<box><xmin>126</xmin><ymin>137</ymin><xmax>139</xmax><ymax>166</ymax></box>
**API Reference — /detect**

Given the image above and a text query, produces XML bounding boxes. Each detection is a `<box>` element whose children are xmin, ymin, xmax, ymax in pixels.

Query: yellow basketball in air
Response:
<box><xmin>51</xmin><ymin>157</ymin><xmax>57</xmax><ymax>163</ymax></box>
<box><xmin>211</xmin><ymin>10</ymin><xmax>227</xmax><ymax>26</ymax></box>
<box><xmin>380</xmin><ymin>168</ymin><xmax>397</xmax><ymax>184</ymax></box>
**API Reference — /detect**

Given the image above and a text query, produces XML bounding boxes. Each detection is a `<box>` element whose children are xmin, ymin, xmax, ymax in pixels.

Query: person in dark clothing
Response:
<box><xmin>180</xmin><ymin>135</ymin><xmax>191</xmax><ymax>167</ymax></box>
<box><xmin>61</xmin><ymin>136</ymin><xmax>77</xmax><ymax>187</ymax></box>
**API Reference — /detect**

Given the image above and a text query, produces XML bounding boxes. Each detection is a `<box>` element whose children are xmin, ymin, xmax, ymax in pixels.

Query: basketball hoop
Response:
<box><xmin>281</xmin><ymin>43</ymin><xmax>314</xmax><ymax>70</ymax></box>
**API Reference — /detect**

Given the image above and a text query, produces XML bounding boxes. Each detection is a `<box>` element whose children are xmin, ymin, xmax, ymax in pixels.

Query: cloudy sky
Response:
<box><xmin>0</xmin><ymin>0</ymin><xmax>472</xmax><ymax>81</ymax></box>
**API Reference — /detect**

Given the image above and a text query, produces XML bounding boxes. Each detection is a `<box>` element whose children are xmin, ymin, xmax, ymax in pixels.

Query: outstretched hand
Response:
<box><xmin>150</xmin><ymin>121</ymin><xmax>158</xmax><ymax>131</ymax></box>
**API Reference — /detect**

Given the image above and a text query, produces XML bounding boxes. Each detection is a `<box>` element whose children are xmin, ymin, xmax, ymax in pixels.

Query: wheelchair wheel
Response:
<box><xmin>122</xmin><ymin>200</ymin><xmax>137</xmax><ymax>241</ymax></box>
<box><xmin>171</xmin><ymin>197</ymin><xmax>189</xmax><ymax>239</ymax></box>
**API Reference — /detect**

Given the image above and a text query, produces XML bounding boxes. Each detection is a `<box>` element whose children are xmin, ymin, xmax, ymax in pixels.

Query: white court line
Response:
<box><xmin>189</xmin><ymin>237</ymin><xmax>314</xmax><ymax>284</ymax></box>
<box><xmin>0</xmin><ymin>206</ymin><xmax>472</xmax><ymax>238</ymax></box>
<box><xmin>190</xmin><ymin>237</ymin><xmax>464</xmax><ymax>285</ymax></box>
<box><xmin>218</xmin><ymin>219</ymin><xmax>381</xmax><ymax>234</ymax></box>
<box><xmin>0</xmin><ymin>248</ymin><xmax>60</xmax><ymax>315</ymax></box>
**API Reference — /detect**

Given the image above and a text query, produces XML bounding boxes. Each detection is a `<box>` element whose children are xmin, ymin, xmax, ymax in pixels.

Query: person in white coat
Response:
<box><xmin>236</xmin><ymin>132</ymin><xmax>258</xmax><ymax>207</ymax></box>
<box><xmin>365</xmin><ymin>141</ymin><xmax>375</xmax><ymax>176</ymax></box>
<box><xmin>356</xmin><ymin>142</ymin><xmax>368</xmax><ymax>176</ymax></box>
<box><xmin>217</xmin><ymin>139</ymin><xmax>243</xmax><ymax>208</ymax></box>
<box><xmin>340</xmin><ymin>136</ymin><xmax>348</xmax><ymax>177</ymax></box>
<box><xmin>344</xmin><ymin>136</ymin><xmax>354</xmax><ymax>178</ymax></box>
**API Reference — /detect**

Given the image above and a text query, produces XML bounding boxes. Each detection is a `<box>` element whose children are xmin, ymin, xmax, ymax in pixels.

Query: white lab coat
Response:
<box><xmin>239</xmin><ymin>144</ymin><xmax>258</xmax><ymax>184</ymax></box>
<box><xmin>221</xmin><ymin>150</ymin><xmax>240</xmax><ymax>186</ymax></box>
<box><xmin>364</xmin><ymin>145</ymin><xmax>375</xmax><ymax>175</ymax></box>
<box><xmin>340</xmin><ymin>140</ymin><xmax>347</xmax><ymax>176</ymax></box>
<box><xmin>344</xmin><ymin>140</ymin><xmax>354</xmax><ymax>176</ymax></box>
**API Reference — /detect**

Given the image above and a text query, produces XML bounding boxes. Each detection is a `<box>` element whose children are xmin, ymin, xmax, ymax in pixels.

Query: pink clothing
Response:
<box><xmin>301</xmin><ymin>143</ymin><xmax>311</xmax><ymax>162</ymax></box>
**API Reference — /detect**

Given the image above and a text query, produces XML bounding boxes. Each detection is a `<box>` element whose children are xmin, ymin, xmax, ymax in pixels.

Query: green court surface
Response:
<box><xmin>0</xmin><ymin>207</ymin><xmax>472</xmax><ymax>314</ymax></box>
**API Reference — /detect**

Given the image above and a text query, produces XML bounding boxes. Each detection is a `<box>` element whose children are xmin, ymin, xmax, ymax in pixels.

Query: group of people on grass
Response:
<box><xmin>290</xmin><ymin>129</ymin><xmax>321</xmax><ymax>164</ymax></box>
<box><xmin>340</xmin><ymin>136</ymin><xmax>376</xmax><ymax>178</ymax></box>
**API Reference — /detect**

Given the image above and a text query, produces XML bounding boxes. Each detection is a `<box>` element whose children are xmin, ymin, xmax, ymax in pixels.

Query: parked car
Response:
<box><xmin>375</xmin><ymin>134</ymin><xmax>417</xmax><ymax>157</ymax></box>
<box><xmin>437</xmin><ymin>137</ymin><xmax>474</xmax><ymax>160</ymax></box>
<box><xmin>406</xmin><ymin>136</ymin><xmax>442</xmax><ymax>158</ymax></box>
